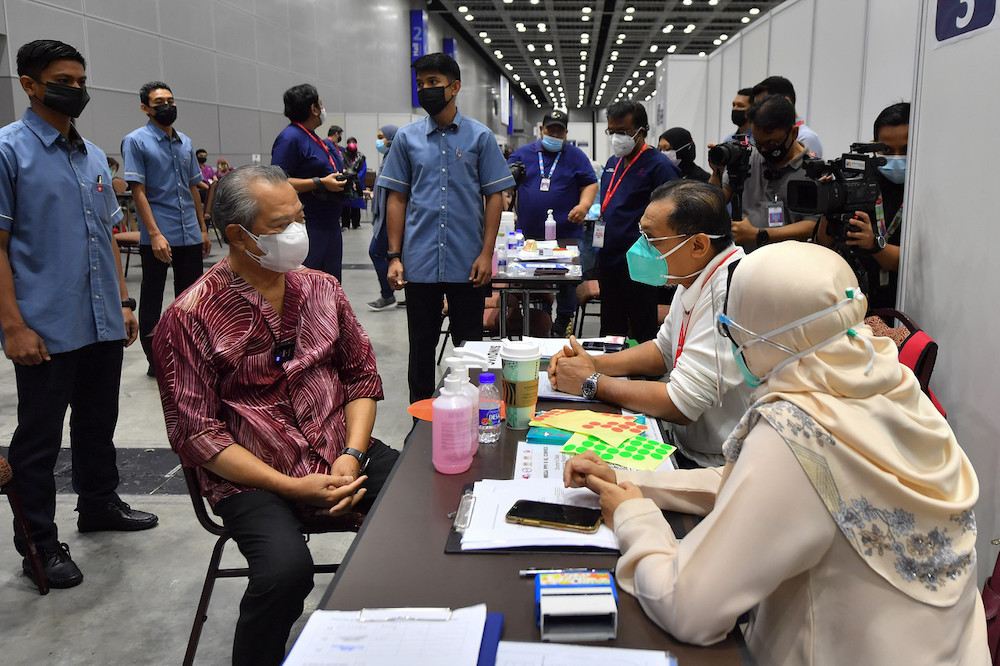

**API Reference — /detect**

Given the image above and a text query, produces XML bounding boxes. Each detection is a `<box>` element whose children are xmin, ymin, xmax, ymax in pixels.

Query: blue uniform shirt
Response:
<box><xmin>508</xmin><ymin>140</ymin><xmax>597</xmax><ymax>239</ymax></box>
<box><xmin>599</xmin><ymin>146</ymin><xmax>681</xmax><ymax>269</ymax></box>
<box><xmin>272</xmin><ymin>124</ymin><xmax>343</xmax><ymax>226</ymax></box>
<box><xmin>323</xmin><ymin>138</ymin><xmax>346</xmax><ymax>171</ymax></box>
<box><xmin>122</xmin><ymin>120</ymin><xmax>203</xmax><ymax>246</ymax></box>
<box><xmin>377</xmin><ymin>111</ymin><xmax>515</xmax><ymax>283</ymax></box>
<box><xmin>0</xmin><ymin>108</ymin><xmax>126</xmax><ymax>354</ymax></box>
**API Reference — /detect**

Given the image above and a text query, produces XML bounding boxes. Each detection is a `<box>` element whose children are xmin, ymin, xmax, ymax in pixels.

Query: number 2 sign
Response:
<box><xmin>936</xmin><ymin>0</ymin><xmax>997</xmax><ymax>43</ymax></box>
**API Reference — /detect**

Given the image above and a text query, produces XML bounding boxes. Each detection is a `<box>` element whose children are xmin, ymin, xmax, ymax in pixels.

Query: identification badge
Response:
<box><xmin>593</xmin><ymin>220</ymin><xmax>606</xmax><ymax>248</ymax></box>
<box><xmin>767</xmin><ymin>200</ymin><xmax>785</xmax><ymax>228</ymax></box>
<box><xmin>539</xmin><ymin>178</ymin><xmax>551</xmax><ymax>192</ymax></box>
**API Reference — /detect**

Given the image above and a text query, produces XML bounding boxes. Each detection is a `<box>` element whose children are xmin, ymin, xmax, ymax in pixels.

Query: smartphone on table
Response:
<box><xmin>505</xmin><ymin>500</ymin><xmax>603</xmax><ymax>534</ymax></box>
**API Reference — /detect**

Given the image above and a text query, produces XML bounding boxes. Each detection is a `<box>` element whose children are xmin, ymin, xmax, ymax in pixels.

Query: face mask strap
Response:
<box><xmin>739</xmin><ymin>288</ymin><xmax>865</xmax><ymax>352</ymax></box>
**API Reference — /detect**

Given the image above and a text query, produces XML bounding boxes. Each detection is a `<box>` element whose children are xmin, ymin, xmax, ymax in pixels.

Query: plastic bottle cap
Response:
<box><xmin>479</xmin><ymin>372</ymin><xmax>495</xmax><ymax>383</ymax></box>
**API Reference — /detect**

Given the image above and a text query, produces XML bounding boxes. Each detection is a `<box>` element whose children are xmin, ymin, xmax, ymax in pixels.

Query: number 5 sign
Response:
<box><xmin>936</xmin><ymin>0</ymin><xmax>998</xmax><ymax>44</ymax></box>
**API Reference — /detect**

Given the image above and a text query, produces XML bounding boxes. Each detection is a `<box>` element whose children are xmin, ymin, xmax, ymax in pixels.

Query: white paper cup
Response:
<box><xmin>500</xmin><ymin>341</ymin><xmax>541</xmax><ymax>429</ymax></box>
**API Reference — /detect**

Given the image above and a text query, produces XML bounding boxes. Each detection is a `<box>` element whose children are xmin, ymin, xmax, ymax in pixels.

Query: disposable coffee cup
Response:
<box><xmin>500</xmin><ymin>340</ymin><xmax>541</xmax><ymax>429</ymax></box>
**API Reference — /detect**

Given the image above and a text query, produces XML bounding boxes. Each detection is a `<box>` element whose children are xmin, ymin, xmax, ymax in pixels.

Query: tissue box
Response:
<box><xmin>534</xmin><ymin>572</ymin><xmax>618</xmax><ymax>642</ymax></box>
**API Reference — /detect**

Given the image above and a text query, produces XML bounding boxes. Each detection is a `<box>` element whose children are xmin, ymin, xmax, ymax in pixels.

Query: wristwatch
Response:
<box><xmin>121</xmin><ymin>298</ymin><xmax>137</xmax><ymax>310</ymax></box>
<box><xmin>341</xmin><ymin>447</ymin><xmax>370</xmax><ymax>472</ymax></box>
<box><xmin>756</xmin><ymin>228</ymin><xmax>770</xmax><ymax>246</ymax></box>
<box><xmin>581</xmin><ymin>372</ymin><xmax>601</xmax><ymax>400</ymax></box>
<box><xmin>869</xmin><ymin>234</ymin><xmax>886</xmax><ymax>253</ymax></box>
<box><xmin>386</xmin><ymin>251</ymin><xmax>402</xmax><ymax>260</ymax></box>
<box><xmin>312</xmin><ymin>176</ymin><xmax>325</xmax><ymax>192</ymax></box>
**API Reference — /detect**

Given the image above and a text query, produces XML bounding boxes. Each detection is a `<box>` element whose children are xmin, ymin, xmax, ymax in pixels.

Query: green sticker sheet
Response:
<box><xmin>560</xmin><ymin>432</ymin><xmax>676</xmax><ymax>471</ymax></box>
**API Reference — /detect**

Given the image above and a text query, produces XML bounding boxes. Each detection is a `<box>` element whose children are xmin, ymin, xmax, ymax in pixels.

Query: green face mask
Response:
<box><xmin>625</xmin><ymin>230</ymin><xmax>722</xmax><ymax>287</ymax></box>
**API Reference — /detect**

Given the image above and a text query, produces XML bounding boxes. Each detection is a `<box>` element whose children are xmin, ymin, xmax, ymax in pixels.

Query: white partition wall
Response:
<box><xmin>904</xmin><ymin>1</ymin><xmax>1000</xmax><ymax>582</ymax></box>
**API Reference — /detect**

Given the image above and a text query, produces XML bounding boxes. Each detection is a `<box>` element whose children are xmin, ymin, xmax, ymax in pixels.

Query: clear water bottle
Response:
<box><xmin>477</xmin><ymin>372</ymin><xmax>502</xmax><ymax>445</ymax></box>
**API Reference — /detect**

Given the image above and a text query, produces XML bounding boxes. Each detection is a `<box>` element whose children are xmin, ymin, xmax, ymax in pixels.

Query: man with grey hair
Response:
<box><xmin>152</xmin><ymin>165</ymin><xmax>398</xmax><ymax>665</ymax></box>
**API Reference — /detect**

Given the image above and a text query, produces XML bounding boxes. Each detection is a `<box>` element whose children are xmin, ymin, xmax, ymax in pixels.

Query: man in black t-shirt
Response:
<box><xmin>817</xmin><ymin>102</ymin><xmax>909</xmax><ymax>310</ymax></box>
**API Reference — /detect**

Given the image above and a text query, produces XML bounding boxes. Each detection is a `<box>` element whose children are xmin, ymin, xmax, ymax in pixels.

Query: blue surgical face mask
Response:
<box><xmin>541</xmin><ymin>135</ymin><xmax>564</xmax><ymax>152</ymax></box>
<box><xmin>718</xmin><ymin>288</ymin><xmax>874</xmax><ymax>387</ymax></box>
<box><xmin>877</xmin><ymin>155</ymin><xmax>906</xmax><ymax>184</ymax></box>
<box><xmin>376</xmin><ymin>139</ymin><xmax>389</xmax><ymax>154</ymax></box>
<box><xmin>626</xmin><ymin>231</ymin><xmax>721</xmax><ymax>286</ymax></box>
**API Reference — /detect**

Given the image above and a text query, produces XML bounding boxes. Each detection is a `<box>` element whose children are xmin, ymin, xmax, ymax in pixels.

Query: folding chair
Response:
<box><xmin>866</xmin><ymin>308</ymin><xmax>946</xmax><ymax>417</ymax></box>
<box><xmin>181</xmin><ymin>467</ymin><xmax>363</xmax><ymax>666</ymax></box>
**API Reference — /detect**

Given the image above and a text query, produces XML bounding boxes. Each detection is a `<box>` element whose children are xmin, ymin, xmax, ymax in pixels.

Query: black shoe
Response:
<box><xmin>146</xmin><ymin>363</ymin><xmax>156</xmax><ymax>377</ymax></box>
<box><xmin>77</xmin><ymin>499</ymin><xmax>159</xmax><ymax>533</ymax></box>
<box><xmin>24</xmin><ymin>542</ymin><xmax>83</xmax><ymax>589</ymax></box>
<box><xmin>551</xmin><ymin>315</ymin><xmax>573</xmax><ymax>338</ymax></box>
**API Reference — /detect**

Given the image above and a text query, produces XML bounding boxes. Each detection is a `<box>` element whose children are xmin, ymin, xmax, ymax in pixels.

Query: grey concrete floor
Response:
<box><xmin>0</xmin><ymin>223</ymin><xmax>417</xmax><ymax>665</ymax></box>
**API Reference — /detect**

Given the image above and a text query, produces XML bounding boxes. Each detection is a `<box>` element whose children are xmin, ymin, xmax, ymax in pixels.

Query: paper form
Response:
<box><xmin>283</xmin><ymin>603</ymin><xmax>487</xmax><ymax>666</ymax></box>
<box><xmin>495</xmin><ymin>641</ymin><xmax>676</xmax><ymax>665</ymax></box>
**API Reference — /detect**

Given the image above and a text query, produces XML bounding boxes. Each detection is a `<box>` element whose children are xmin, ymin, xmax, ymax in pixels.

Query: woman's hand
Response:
<box><xmin>563</xmin><ymin>451</ymin><xmax>616</xmax><ymax>489</ymax></box>
<box><xmin>584</xmin><ymin>475</ymin><xmax>644</xmax><ymax>530</ymax></box>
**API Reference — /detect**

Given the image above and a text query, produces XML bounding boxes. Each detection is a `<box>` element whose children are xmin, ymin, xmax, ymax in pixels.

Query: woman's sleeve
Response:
<box><xmin>616</xmin><ymin>467</ymin><xmax>726</xmax><ymax>517</ymax></box>
<box><xmin>613</xmin><ymin>423</ymin><xmax>837</xmax><ymax>646</ymax></box>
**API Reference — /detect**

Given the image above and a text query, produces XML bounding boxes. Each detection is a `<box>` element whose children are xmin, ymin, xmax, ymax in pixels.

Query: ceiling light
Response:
<box><xmin>582</xmin><ymin>38</ymin><xmax>589</xmax><ymax>44</ymax></box>
<box><xmin>623</xmin><ymin>15</ymin><xmax>633</xmax><ymax>21</ymax></box>
<box><xmin>582</xmin><ymin>6</ymin><xmax>592</xmax><ymax>13</ymax></box>
<box><xmin>615</xmin><ymin>39</ymin><xmax>623</xmax><ymax>45</ymax></box>
<box><xmin>580</xmin><ymin>51</ymin><xmax>587</xmax><ymax>58</ymax></box>
<box><xmin>555</xmin><ymin>79</ymin><xmax>561</xmax><ymax>85</ymax></box>
<box><xmin>548</xmin><ymin>59</ymin><xmax>555</xmax><ymax>65</ymax></box>
<box><xmin>483</xmin><ymin>37</ymin><xmax>491</xmax><ymax>44</ymax></box>
<box><xmin>720</xmin><ymin>34</ymin><xmax>729</xmax><ymax>40</ymax></box>
<box><xmin>606</xmin><ymin>64</ymin><xmax>614</xmax><ymax>72</ymax></box>
<box><xmin>639</xmin><ymin>60</ymin><xmax>647</xmax><ymax>66</ymax></box>
<box><xmin>632</xmin><ymin>87</ymin><xmax>639</xmax><ymax>92</ymax></box>
<box><xmin>527</xmin><ymin>44</ymin><xmax>535</xmax><ymax>52</ymax></box>
<box><xmin>581</xmin><ymin>33</ymin><xmax>589</xmax><ymax>39</ymax></box>
<box><xmin>649</xmin><ymin>45</ymin><xmax>658</xmax><ymax>53</ymax></box>
<box><xmin>580</xmin><ymin>74</ymin><xmax>585</xmax><ymax>80</ymax></box>
<box><xmin>516</xmin><ymin>23</ymin><xmax>526</xmax><ymax>32</ymax></box>
<box><xmin>646</xmin><ymin>71</ymin><xmax>653</xmax><ymax>77</ymax></box>
<box><xmin>750</xmin><ymin>7</ymin><xmax>761</xmax><ymax>14</ymax></box>
<box><xmin>684</xmin><ymin>24</ymin><xmax>696</xmax><ymax>33</ymax></box>
<box><xmin>538</xmin><ymin>23</ymin><xmax>547</xmax><ymax>32</ymax></box>
<box><xmin>625</xmin><ymin>6</ymin><xmax>635</xmax><ymax>12</ymax></box>
<box><xmin>655</xmin><ymin>59</ymin><xmax>662</xmax><ymax>66</ymax></box>
<box><xmin>544</xmin><ymin>43</ymin><xmax>553</xmax><ymax>51</ymax></box>
<box><xmin>478</xmin><ymin>31</ymin><xmax>487</xmax><ymax>38</ymax></box>
<box><xmin>632</xmin><ymin>71</ymin><xmax>639</xmax><ymax>77</ymax></box>
<box><xmin>530</xmin><ymin>0</ymin><xmax>539</xmax><ymax>4</ymax></box>
<box><xmin>741</xmin><ymin>16</ymin><xmax>750</xmax><ymax>23</ymax></box>
<box><xmin>464</xmin><ymin>14</ymin><xmax>474</xmax><ymax>21</ymax></box>
<box><xmin>553</xmin><ymin>69</ymin><xmax>560</xmax><ymax>76</ymax></box>
<box><xmin>699</xmin><ymin>51</ymin><xmax>706</xmax><ymax>57</ymax></box>
<box><xmin>603</xmin><ymin>75</ymin><xmax>609</xmax><ymax>82</ymax></box>
<box><xmin>505</xmin><ymin>63</ymin><xmax>513</xmax><ymax>70</ymax></box>
<box><xmin>494</xmin><ymin>51</ymin><xmax>503</xmax><ymax>59</ymax></box>
<box><xmin>683</xmin><ymin>0</ymin><xmax>692</xmax><ymax>4</ymax></box>
<box><xmin>504</xmin><ymin>0</ymin><xmax>513</xmax><ymax>3</ymax></box>
<box><xmin>663</xmin><ymin>24</ymin><xmax>674</xmax><ymax>33</ymax></box>
<box><xmin>618</xmin><ymin>34</ymin><xmax>626</xmax><ymax>40</ymax></box>
<box><xmin>580</xmin><ymin>64</ymin><xmax>586</xmax><ymax>71</ymax></box>
<box><xmin>626</xmin><ymin>79</ymin><xmax>633</xmax><ymax>86</ymax></box>
<box><xmin>458</xmin><ymin>5</ymin><xmax>467</xmax><ymax>12</ymax></box>
<box><xmin>513</xmin><ymin>74</ymin><xmax>520</xmax><ymax>81</ymax></box>
<box><xmin>533</xmin><ymin>58</ymin><xmax>541</xmax><ymax>65</ymax></box>
<box><xmin>714</xmin><ymin>39</ymin><xmax>721</xmax><ymax>45</ymax></box>
<box><xmin>540</xmin><ymin>70</ymin><xmax>547</xmax><ymax>76</ymax></box>
<box><xmin>543</xmin><ymin>78</ymin><xmax>549</xmax><ymax>85</ymax></box>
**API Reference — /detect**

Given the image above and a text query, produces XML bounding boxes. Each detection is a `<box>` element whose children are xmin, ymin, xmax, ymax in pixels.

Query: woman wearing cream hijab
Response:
<box><xmin>566</xmin><ymin>242</ymin><xmax>988</xmax><ymax>664</ymax></box>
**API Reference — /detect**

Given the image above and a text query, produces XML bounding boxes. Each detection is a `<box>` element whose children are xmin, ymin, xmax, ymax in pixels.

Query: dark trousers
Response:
<box><xmin>213</xmin><ymin>440</ymin><xmax>398</xmax><ymax>666</ymax></box>
<box><xmin>8</xmin><ymin>341</ymin><xmax>124</xmax><ymax>554</ymax></box>
<box><xmin>303</xmin><ymin>216</ymin><xmax>343</xmax><ymax>282</ymax></box>
<box><xmin>368</xmin><ymin>226</ymin><xmax>392</xmax><ymax>300</ymax></box>
<box><xmin>404</xmin><ymin>282</ymin><xmax>488</xmax><ymax>403</ymax></box>
<box><xmin>341</xmin><ymin>207</ymin><xmax>361</xmax><ymax>229</ymax></box>
<box><xmin>139</xmin><ymin>243</ymin><xmax>204</xmax><ymax>364</ymax></box>
<box><xmin>598</xmin><ymin>262</ymin><xmax>660</xmax><ymax>342</ymax></box>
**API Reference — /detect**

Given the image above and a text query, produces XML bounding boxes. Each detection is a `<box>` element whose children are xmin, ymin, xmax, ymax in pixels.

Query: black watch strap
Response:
<box><xmin>312</xmin><ymin>176</ymin><xmax>324</xmax><ymax>192</ymax></box>
<box><xmin>756</xmin><ymin>228</ymin><xmax>770</xmax><ymax>246</ymax></box>
<box><xmin>121</xmin><ymin>298</ymin><xmax>137</xmax><ymax>310</ymax></box>
<box><xmin>342</xmin><ymin>447</ymin><xmax>370</xmax><ymax>471</ymax></box>
<box><xmin>386</xmin><ymin>251</ymin><xmax>402</xmax><ymax>260</ymax></box>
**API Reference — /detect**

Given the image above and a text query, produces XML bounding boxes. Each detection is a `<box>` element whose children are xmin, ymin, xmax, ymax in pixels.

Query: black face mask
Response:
<box><xmin>38</xmin><ymin>81</ymin><xmax>90</xmax><ymax>118</ymax></box>
<box><xmin>417</xmin><ymin>85</ymin><xmax>452</xmax><ymax>116</ymax></box>
<box><xmin>758</xmin><ymin>130</ymin><xmax>793</xmax><ymax>164</ymax></box>
<box><xmin>731</xmin><ymin>109</ymin><xmax>747</xmax><ymax>127</ymax></box>
<box><xmin>197</xmin><ymin>155</ymin><xmax>207</xmax><ymax>164</ymax></box>
<box><xmin>149</xmin><ymin>103</ymin><xmax>177</xmax><ymax>126</ymax></box>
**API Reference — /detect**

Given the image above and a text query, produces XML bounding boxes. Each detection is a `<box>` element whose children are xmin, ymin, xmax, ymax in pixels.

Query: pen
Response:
<box><xmin>518</xmin><ymin>567</ymin><xmax>614</xmax><ymax>577</ymax></box>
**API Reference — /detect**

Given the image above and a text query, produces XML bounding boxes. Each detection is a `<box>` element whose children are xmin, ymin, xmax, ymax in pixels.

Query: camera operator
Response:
<box><xmin>752</xmin><ymin>76</ymin><xmax>822</xmax><ymax>158</ymax></box>
<box><xmin>709</xmin><ymin>94</ymin><xmax>819</xmax><ymax>252</ymax></box>
<box><xmin>816</xmin><ymin>102</ymin><xmax>908</xmax><ymax>310</ymax></box>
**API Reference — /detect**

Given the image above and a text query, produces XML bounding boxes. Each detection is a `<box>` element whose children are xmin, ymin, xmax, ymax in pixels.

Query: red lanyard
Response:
<box><xmin>294</xmin><ymin>123</ymin><xmax>337</xmax><ymax>171</ymax></box>
<box><xmin>674</xmin><ymin>250</ymin><xmax>739</xmax><ymax>368</ymax></box>
<box><xmin>601</xmin><ymin>144</ymin><xmax>648</xmax><ymax>213</ymax></box>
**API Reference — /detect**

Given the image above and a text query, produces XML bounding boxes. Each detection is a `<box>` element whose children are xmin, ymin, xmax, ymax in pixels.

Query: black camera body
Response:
<box><xmin>786</xmin><ymin>142</ymin><xmax>887</xmax><ymax>241</ymax></box>
<box><xmin>336</xmin><ymin>168</ymin><xmax>364</xmax><ymax>200</ymax></box>
<box><xmin>708</xmin><ymin>134</ymin><xmax>753</xmax><ymax>220</ymax></box>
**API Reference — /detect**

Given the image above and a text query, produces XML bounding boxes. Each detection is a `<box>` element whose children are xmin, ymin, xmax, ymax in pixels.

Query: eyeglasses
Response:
<box><xmin>605</xmin><ymin>127</ymin><xmax>640</xmax><ymax>137</ymax></box>
<box><xmin>756</xmin><ymin>129</ymin><xmax>791</xmax><ymax>154</ymax></box>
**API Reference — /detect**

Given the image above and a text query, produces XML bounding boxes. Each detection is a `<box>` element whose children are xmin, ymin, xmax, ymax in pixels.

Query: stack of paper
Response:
<box><xmin>460</xmin><ymin>478</ymin><xmax>617</xmax><ymax>551</ymax></box>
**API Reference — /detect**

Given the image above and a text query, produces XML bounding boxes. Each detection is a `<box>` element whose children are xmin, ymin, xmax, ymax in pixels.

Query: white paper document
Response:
<box><xmin>495</xmin><ymin>641</ymin><xmax>676</xmax><ymax>666</ymax></box>
<box><xmin>514</xmin><ymin>442</ymin><xmax>570</xmax><ymax>480</ymax></box>
<box><xmin>283</xmin><ymin>603</ymin><xmax>487</xmax><ymax>666</ymax></box>
<box><xmin>460</xmin><ymin>478</ymin><xmax>618</xmax><ymax>551</ymax></box>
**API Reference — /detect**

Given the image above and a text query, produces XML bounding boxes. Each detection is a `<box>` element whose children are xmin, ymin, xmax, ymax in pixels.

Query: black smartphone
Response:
<box><xmin>505</xmin><ymin>500</ymin><xmax>603</xmax><ymax>533</ymax></box>
<box><xmin>581</xmin><ymin>341</ymin><xmax>626</xmax><ymax>353</ymax></box>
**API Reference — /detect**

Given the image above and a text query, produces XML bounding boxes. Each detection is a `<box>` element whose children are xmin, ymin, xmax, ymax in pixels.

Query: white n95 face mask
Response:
<box><xmin>242</xmin><ymin>222</ymin><xmax>310</xmax><ymax>273</ymax></box>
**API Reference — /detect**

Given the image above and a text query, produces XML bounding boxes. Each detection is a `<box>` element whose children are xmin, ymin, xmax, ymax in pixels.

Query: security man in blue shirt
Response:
<box><xmin>379</xmin><ymin>53</ymin><xmax>515</xmax><ymax>403</ymax></box>
<box><xmin>599</xmin><ymin>101</ymin><xmax>681</xmax><ymax>342</ymax></box>
<box><xmin>0</xmin><ymin>40</ymin><xmax>158</xmax><ymax>590</ymax></box>
<box><xmin>508</xmin><ymin>110</ymin><xmax>598</xmax><ymax>336</ymax></box>
<box><xmin>122</xmin><ymin>80</ymin><xmax>210</xmax><ymax>375</ymax></box>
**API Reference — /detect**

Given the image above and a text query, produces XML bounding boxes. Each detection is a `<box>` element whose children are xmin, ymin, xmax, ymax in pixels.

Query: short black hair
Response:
<box><xmin>412</xmin><ymin>53</ymin><xmax>461</xmax><ymax>82</ymax></box>
<box><xmin>748</xmin><ymin>94</ymin><xmax>796</xmax><ymax>133</ymax></box>
<box><xmin>346</xmin><ymin>136</ymin><xmax>357</xmax><ymax>144</ymax></box>
<box><xmin>195</xmin><ymin>148</ymin><xmax>207</xmax><ymax>155</ymax></box>
<box><xmin>752</xmin><ymin>76</ymin><xmax>796</xmax><ymax>105</ymax></box>
<box><xmin>606</xmin><ymin>100</ymin><xmax>648</xmax><ymax>132</ymax></box>
<box><xmin>650</xmin><ymin>180</ymin><xmax>731</xmax><ymax>252</ymax></box>
<box><xmin>283</xmin><ymin>83</ymin><xmax>319</xmax><ymax>123</ymax></box>
<box><xmin>328</xmin><ymin>125</ymin><xmax>343</xmax><ymax>137</ymax></box>
<box><xmin>874</xmin><ymin>102</ymin><xmax>910</xmax><ymax>139</ymax></box>
<box><xmin>737</xmin><ymin>87</ymin><xmax>754</xmax><ymax>98</ymax></box>
<box><xmin>16</xmin><ymin>40</ymin><xmax>86</xmax><ymax>80</ymax></box>
<box><xmin>140</xmin><ymin>81</ymin><xmax>172</xmax><ymax>106</ymax></box>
